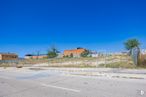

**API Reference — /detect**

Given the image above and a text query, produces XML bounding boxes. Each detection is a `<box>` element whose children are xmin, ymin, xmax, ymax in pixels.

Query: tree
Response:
<box><xmin>47</xmin><ymin>46</ymin><xmax>58</xmax><ymax>58</ymax></box>
<box><xmin>81</xmin><ymin>50</ymin><xmax>90</xmax><ymax>57</ymax></box>
<box><xmin>64</xmin><ymin>55</ymin><xmax>69</xmax><ymax>58</ymax></box>
<box><xmin>124</xmin><ymin>39</ymin><xmax>140</xmax><ymax>55</ymax></box>
<box><xmin>124</xmin><ymin>39</ymin><xmax>140</xmax><ymax>65</ymax></box>
<box><xmin>70</xmin><ymin>53</ymin><xmax>73</xmax><ymax>58</ymax></box>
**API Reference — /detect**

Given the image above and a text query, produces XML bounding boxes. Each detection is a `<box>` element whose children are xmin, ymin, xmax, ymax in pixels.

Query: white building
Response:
<box><xmin>141</xmin><ymin>49</ymin><xmax>146</xmax><ymax>54</ymax></box>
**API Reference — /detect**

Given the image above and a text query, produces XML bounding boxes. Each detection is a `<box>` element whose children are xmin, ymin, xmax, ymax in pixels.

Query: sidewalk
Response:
<box><xmin>0</xmin><ymin>67</ymin><xmax>146</xmax><ymax>80</ymax></box>
<box><xmin>29</xmin><ymin>67</ymin><xmax>146</xmax><ymax>80</ymax></box>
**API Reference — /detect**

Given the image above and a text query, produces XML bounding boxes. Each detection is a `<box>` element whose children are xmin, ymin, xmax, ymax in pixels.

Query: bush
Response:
<box><xmin>70</xmin><ymin>53</ymin><xmax>73</xmax><ymax>58</ymax></box>
<box><xmin>81</xmin><ymin>50</ymin><xmax>89</xmax><ymax>57</ymax></box>
<box><xmin>47</xmin><ymin>46</ymin><xmax>59</xmax><ymax>58</ymax></box>
<box><xmin>48</xmin><ymin>52</ymin><xmax>58</xmax><ymax>58</ymax></box>
<box><xmin>63</xmin><ymin>55</ymin><xmax>69</xmax><ymax>58</ymax></box>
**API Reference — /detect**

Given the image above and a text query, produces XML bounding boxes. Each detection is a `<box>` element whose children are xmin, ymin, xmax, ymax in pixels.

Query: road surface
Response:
<box><xmin>0</xmin><ymin>67</ymin><xmax>146</xmax><ymax>97</ymax></box>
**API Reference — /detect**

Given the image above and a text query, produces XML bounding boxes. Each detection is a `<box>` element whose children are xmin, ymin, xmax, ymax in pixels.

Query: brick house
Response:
<box><xmin>63</xmin><ymin>48</ymin><xmax>86</xmax><ymax>57</ymax></box>
<box><xmin>0</xmin><ymin>53</ymin><xmax>18</xmax><ymax>60</ymax></box>
<box><xmin>25</xmin><ymin>54</ymin><xmax>48</xmax><ymax>59</ymax></box>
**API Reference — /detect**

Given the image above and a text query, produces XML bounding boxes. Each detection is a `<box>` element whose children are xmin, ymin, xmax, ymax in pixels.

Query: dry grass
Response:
<box><xmin>47</xmin><ymin>63</ymin><xmax>96</xmax><ymax>68</ymax></box>
<box><xmin>48</xmin><ymin>57</ymin><xmax>97</xmax><ymax>63</ymax></box>
<box><xmin>0</xmin><ymin>56</ymin><xmax>146</xmax><ymax>69</ymax></box>
<box><xmin>98</xmin><ymin>61</ymin><xmax>146</xmax><ymax>69</ymax></box>
<box><xmin>98</xmin><ymin>61</ymin><xmax>136</xmax><ymax>68</ymax></box>
<box><xmin>0</xmin><ymin>63</ymin><xmax>10</xmax><ymax>69</ymax></box>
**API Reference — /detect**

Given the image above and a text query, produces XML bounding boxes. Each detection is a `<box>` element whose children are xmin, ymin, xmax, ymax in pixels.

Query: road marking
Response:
<box><xmin>41</xmin><ymin>83</ymin><xmax>80</xmax><ymax>93</ymax></box>
<box><xmin>0</xmin><ymin>75</ymin><xmax>81</xmax><ymax>93</ymax></box>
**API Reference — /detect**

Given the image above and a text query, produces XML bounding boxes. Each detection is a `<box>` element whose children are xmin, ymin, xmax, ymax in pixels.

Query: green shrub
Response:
<box><xmin>81</xmin><ymin>50</ymin><xmax>89</xmax><ymax>57</ymax></box>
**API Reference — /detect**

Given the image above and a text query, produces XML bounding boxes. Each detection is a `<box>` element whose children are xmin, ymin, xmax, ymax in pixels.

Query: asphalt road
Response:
<box><xmin>0</xmin><ymin>68</ymin><xmax>146</xmax><ymax>97</ymax></box>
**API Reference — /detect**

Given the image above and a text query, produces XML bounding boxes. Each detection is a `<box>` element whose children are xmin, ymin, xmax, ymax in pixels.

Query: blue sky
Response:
<box><xmin>0</xmin><ymin>0</ymin><xmax>146</xmax><ymax>57</ymax></box>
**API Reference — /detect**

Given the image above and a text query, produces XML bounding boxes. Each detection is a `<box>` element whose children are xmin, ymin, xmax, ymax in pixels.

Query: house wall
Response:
<box><xmin>91</xmin><ymin>54</ymin><xmax>99</xmax><ymax>57</ymax></box>
<box><xmin>25</xmin><ymin>56</ymin><xmax>32</xmax><ymax>59</ymax></box>
<box><xmin>25</xmin><ymin>55</ymin><xmax>48</xmax><ymax>59</ymax></box>
<box><xmin>64</xmin><ymin>49</ymin><xmax>85</xmax><ymax>57</ymax></box>
<box><xmin>0</xmin><ymin>54</ymin><xmax>18</xmax><ymax>60</ymax></box>
<box><xmin>37</xmin><ymin>55</ymin><xmax>48</xmax><ymax>59</ymax></box>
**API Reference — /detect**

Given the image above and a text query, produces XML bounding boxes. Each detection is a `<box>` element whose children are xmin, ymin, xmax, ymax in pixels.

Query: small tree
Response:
<box><xmin>63</xmin><ymin>55</ymin><xmax>69</xmax><ymax>58</ymax></box>
<box><xmin>47</xmin><ymin>46</ymin><xmax>58</xmax><ymax>58</ymax></box>
<box><xmin>124</xmin><ymin>39</ymin><xmax>140</xmax><ymax>55</ymax></box>
<box><xmin>81</xmin><ymin>50</ymin><xmax>89</xmax><ymax>57</ymax></box>
<box><xmin>124</xmin><ymin>39</ymin><xmax>140</xmax><ymax>65</ymax></box>
<box><xmin>70</xmin><ymin>53</ymin><xmax>73</xmax><ymax>58</ymax></box>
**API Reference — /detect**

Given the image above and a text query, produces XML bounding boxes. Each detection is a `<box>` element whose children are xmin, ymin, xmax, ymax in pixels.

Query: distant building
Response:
<box><xmin>0</xmin><ymin>53</ymin><xmax>18</xmax><ymax>60</ymax></box>
<box><xmin>63</xmin><ymin>48</ymin><xmax>86</xmax><ymax>57</ymax></box>
<box><xmin>25</xmin><ymin>54</ymin><xmax>32</xmax><ymax>59</ymax></box>
<box><xmin>57</xmin><ymin>53</ymin><xmax>63</xmax><ymax>58</ymax></box>
<box><xmin>89</xmin><ymin>51</ymin><xmax>98</xmax><ymax>57</ymax></box>
<box><xmin>25</xmin><ymin>54</ymin><xmax>48</xmax><ymax>59</ymax></box>
<box><xmin>141</xmin><ymin>49</ymin><xmax>146</xmax><ymax>54</ymax></box>
<box><xmin>110</xmin><ymin>52</ymin><xmax>128</xmax><ymax>56</ymax></box>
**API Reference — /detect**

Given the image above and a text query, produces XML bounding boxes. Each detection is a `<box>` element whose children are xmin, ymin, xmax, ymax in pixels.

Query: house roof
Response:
<box><xmin>25</xmin><ymin>54</ymin><xmax>47</xmax><ymax>56</ymax></box>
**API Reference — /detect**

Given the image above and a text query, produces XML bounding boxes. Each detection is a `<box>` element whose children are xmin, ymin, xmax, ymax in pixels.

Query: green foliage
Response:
<box><xmin>124</xmin><ymin>39</ymin><xmax>141</xmax><ymax>66</ymax></box>
<box><xmin>81</xmin><ymin>50</ymin><xmax>89</xmax><ymax>57</ymax></box>
<box><xmin>47</xmin><ymin>46</ymin><xmax>58</xmax><ymax>58</ymax></box>
<box><xmin>70</xmin><ymin>53</ymin><xmax>73</xmax><ymax>58</ymax></box>
<box><xmin>48</xmin><ymin>52</ymin><xmax>57</xmax><ymax>58</ymax></box>
<box><xmin>63</xmin><ymin>54</ymin><xmax>73</xmax><ymax>58</ymax></box>
<box><xmin>63</xmin><ymin>55</ymin><xmax>69</xmax><ymax>58</ymax></box>
<box><xmin>124</xmin><ymin>39</ymin><xmax>140</xmax><ymax>51</ymax></box>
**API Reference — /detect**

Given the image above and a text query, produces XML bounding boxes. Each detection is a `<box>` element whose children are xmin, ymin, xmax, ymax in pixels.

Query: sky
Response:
<box><xmin>0</xmin><ymin>0</ymin><xmax>146</xmax><ymax>57</ymax></box>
